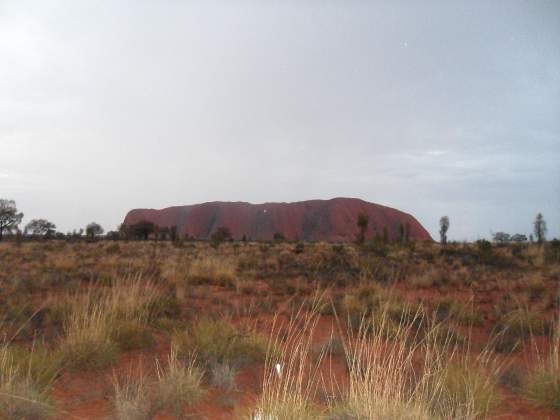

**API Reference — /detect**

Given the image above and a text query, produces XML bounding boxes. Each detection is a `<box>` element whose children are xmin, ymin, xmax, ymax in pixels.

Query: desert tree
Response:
<box><xmin>0</xmin><ymin>199</ymin><xmax>23</xmax><ymax>241</ymax></box>
<box><xmin>405</xmin><ymin>222</ymin><xmax>411</xmax><ymax>242</ymax></box>
<box><xmin>169</xmin><ymin>225</ymin><xmax>178</xmax><ymax>242</ymax></box>
<box><xmin>130</xmin><ymin>221</ymin><xmax>155</xmax><ymax>240</ymax></box>
<box><xmin>356</xmin><ymin>213</ymin><xmax>369</xmax><ymax>244</ymax></box>
<box><xmin>211</xmin><ymin>226</ymin><xmax>232</xmax><ymax>247</ymax></box>
<box><xmin>439</xmin><ymin>216</ymin><xmax>450</xmax><ymax>246</ymax></box>
<box><xmin>86</xmin><ymin>222</ymin><xmax>104</xmax><ymax>240</ymax></box>
<box><xmin>533</xmin><ymin>213</ymin><xmax>547</xmax><ymax>244</ymax></box>
<box><xmin>273</xmin><ymin>232</ymin><xmax>286</xmax><ymax>242</ymax></box>
<box><xmin>25</xmin><ymin>219</ymin><xmax>56</xmax><ymax>238</ymax></box>
<box><xmin>398</xmin><ymin>222</ymin><xmax>405</xmax><ymax>243</ymax></box>
<box><xmin>511</xmin><ymin>233</ymin><xmax>527</xmax><ymax>243</ymax></box>
<box><xmin>493</xmin><ymin>232</ymin><xmax>511</xmax><ymax>245</ymax></box>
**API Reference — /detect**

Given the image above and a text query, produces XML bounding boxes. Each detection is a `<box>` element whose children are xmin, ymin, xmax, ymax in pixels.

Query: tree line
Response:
<box><xmin>0</xmin><ymin>198</ymin><xmax>554</xmax><ymax>245</ymax></box>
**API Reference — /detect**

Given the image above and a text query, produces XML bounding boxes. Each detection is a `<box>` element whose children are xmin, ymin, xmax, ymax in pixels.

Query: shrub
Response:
<box><xmin>525</xmin><ymin>364</ymin><xmax>560</xmax><ymax>411</ymax></box>
<box><xmin>6</xmin><ymin>345</ymin><xmax>61</xmax><ymax>390</ymax></box>
<box><xmin>410</xmin><ymin>268</ymin><xmax>447</xmax><ymax>288</ymax></box>
<box><xmin>210</xmin><ymin>362</ymin><xmax>237</xmax><ymax>391</ymax></box>
<box><xmin>0</xmin><ymin>344</ymin><xmax>56</xmax><ymax>419</ymax></box>
<box><xmin>59</xmin><ymin>304</ymin><xmax>119</xmax><ymax>371</ymax></box>
<box><xmin>112</xmin><ymin>369</ymin><xmax>154</xmax><ymax>420</ymax></box>
<box><xmin>435</xmin><ymin>298</ymin><xmax>483</xmax><ymax>326</ymax></box>
<box><xmin>524</xmin><ymin>331</ymin><xmax>560</xmax><ymax>411</ymax></box>
<box><xmin>173</xmin><ymin>318</ymin><xmax>272</xmax><ymax>369</ymax></box>
<box><xmin>187</xmin><ymin>256</ymin><xmax>237</xmax><ymax>287</ymax></box>
<box><xmin>111</xmin><ymin>321</ymin><xmax>154</xmax><ymax>351</ymax></box>
<box><xmin>293</xmin><ymin>242</ymin><xmax>305</xmax><ymax>254</ymax></box>
<box><xmin>492</xmin><ymin>308</ymin><xmax>549</xmax><ymax>353</ymax></box>
<box><xmin>431</xmin><ymin>363</ymin><xmax>501</xmax><ymax>418</ymax></box>
<box><xmin>526</xmin><ymin>277</ymin><xmax>547</xmax><ymax>301</ymax></box>
<box><xmin>145</xmin><ymin>295</ymin><xmax>182</xmax><ymax>322</ymax></box>
<box><xmin>154</xmin><ymin>349</ymin><xmax>205</xmax><ymax>415</ymax></box>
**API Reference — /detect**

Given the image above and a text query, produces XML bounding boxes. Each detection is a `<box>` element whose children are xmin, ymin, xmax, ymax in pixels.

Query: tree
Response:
<box><xmin>439</xmin><ymin>216</ymin><xmax>450</xmax><ymax>246</ymax></box>
<box><xmin>129</xmin><ymin>220</ymin><xmax>155</xmax><ymax>240</ymax></box>
<box><xmin>273</xmin><ymin>232</ymin><xmax>285</xmax><ymax>242</ymax></box>
<box><xmin>210</xmin><ymin>226</ymin><xmax>232</xmax><ymax>248</ymax></box>
<box><xmin>398</xmin><ymin>222</ymin><xmax>405</xmax><ymax>243</ymax></box>
<box><xmin>493</xmin><ymin>232</ymin><xmax>511</xmax><ymax>245</ymax></box>
<box><xmin>382</xmin><ymin>226</ymin><xmax>389</xmax><ymax>243</ymax></box>
<box><xmin>170</xmin><ymin>226</ymin><xmax>178</xmax><ymax>242</ymax></box>
<box><xmin>25</xmin><ymin>219</ymin><xmax>56</xmax><ymax>238</ymax></box>
<box><xmin>533</xmin><ymin>213</ymin><xmax>547</xmax><ymax>244</ymax></box>
<box><xmin>356</xmin><ymin>213</ymin><xmax>369</xmax><ymax>244</ymax></box>
<box><xmin>405</xmin><ymin>222</ymin><xmax>411</xmax><ymax>243</ymax></box>
<box><xmin>0</xmin><ymin>199</ymin><xmax>24</xmax><ymax>241</ymax></box>
<box><xmin>86</xmin><ymin>222</ymin><xmax>104</xmax><ymax>239</ymax></box>
<box><xmin>511</xmin><ymin>233</ymin><xmax>527</xmax><ymax>243</ymax></box>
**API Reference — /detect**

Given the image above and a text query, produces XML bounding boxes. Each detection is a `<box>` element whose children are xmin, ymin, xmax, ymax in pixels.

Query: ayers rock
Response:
<box><xmin>123</xmin><ymin>198</ymin><xmax>432</xmax><ymax>242</ymax></box>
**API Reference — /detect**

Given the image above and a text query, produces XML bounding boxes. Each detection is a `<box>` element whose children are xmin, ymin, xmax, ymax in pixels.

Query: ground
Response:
<box><xmin>0</xmin><ymin>239</ymin><xmax>558</xmax><ymax>419</ymax></box>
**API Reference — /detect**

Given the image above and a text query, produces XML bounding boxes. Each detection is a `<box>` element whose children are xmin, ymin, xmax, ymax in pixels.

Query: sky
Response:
<box><xmin>1</xmin><ymin>0</ymin><xmax>559</xmax><ymax>241</ymax></box>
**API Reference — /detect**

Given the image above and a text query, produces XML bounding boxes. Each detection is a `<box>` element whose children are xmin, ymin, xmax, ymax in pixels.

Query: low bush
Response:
<box><xmin>0</xmin><ymin>345</ymin><xmax>56</xmax><ymax>419</ymax></box>
<box><xmin>111</xmin><ymin>321</ymin><xmax>154</xmax><ymax>351</ymax></box>
<box><xmin>154</xmin><ymin>349</ymin><xmax>205</xmax><ymax>415</ymax></box>
<box><xmin>209</xmin><ymin>362</ymin><xmax>237</xmax><ymax>390</ymax></box>
<box><xmin>173</xmin><ymin>318</ymin><xmax>272</xmax><ymax>369</ymax></box>
<box><xmin>492</xmin><ymin>308</ymin><xmax>548</xmax><ymax>353</ymax></box>
<box><xmin>58</xmin><ymin>305</ymin><xmax>119</xmax><ymax>371</ymax></box>
<box><xmin>112</xmin><ymin>369</ymin><xmax>154</xmax><ymax>420</ymax></box>
<box><xmin>435</xmin><ymin>298</ymin><xmax>483</xmax><ymax>326</ymax></box>
<box><xmin>431</xmin><ymin>363</ymin><xmax>501</xmax><ymax>418</ymax></box>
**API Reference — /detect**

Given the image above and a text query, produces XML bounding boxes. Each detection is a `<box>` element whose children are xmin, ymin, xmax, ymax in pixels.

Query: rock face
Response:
<box><xmin>123</xmin><ymin>198</ymin><xmax>432</xmax><ymax>242</ymax></box>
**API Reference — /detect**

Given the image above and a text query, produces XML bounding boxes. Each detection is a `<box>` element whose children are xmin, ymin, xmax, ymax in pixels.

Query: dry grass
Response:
<box><xmin>0</xmin><ymin>343</ymin><xmax>56</xmax><ymax>419</ymax></box>
<box><xmin>59</xmin><ymin>275</ymin><xmax>161</xmax><ymax>370</ymax></box>
<box><xmin>250</xmin><ymin>302</ymin><xmax>325</xmax><ymax>419</ymax></box>
<box><xmin>187</xmin><ymin>255</ymin><xmax>238</xmax><ymax>286</ymax></box>
<box><xmin>173</xmin><ymin>318</ymin><xmax>273</xmax><ymax>369</ymax></box>
<box><xmin>113</xmin><ymin>367</ymin><xmax>154</xmax><ymax>420</ymax></box>
<box><xmin>525</xmin><ymin>324</ymin><xmax>560</xmax><ymax>411</ymax></box>
<box><xmin>154</xmin><ymin>347</ymin><xmax>205</xmax><ymax>414</ymax></box>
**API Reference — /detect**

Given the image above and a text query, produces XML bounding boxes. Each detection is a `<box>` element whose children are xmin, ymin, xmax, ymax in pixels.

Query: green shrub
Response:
<box><xmin>112</xmin><ymin>370</ymin><xmax>154</xmax><ymax>420</ymax></box>
<box><xmin>525</xmin><ymin>364</ymin><xmax>560</xmax><ymax>411</ymax></box>
<box><xmin>6</xmin><ymin>345</ymin><xmax>61</xmax><ymax>390</ymax></box>
<box><xmin>173</xmin><ymin>318</ymin><xmax>273</xmax><ymax>368</ymax></box>
<box><xmin>432</xmin><ymin>364</ymin><xmax>501</xmax><ymax>418</ymax></box>
<box><xmin>210</xmin><ymin>362</ymin><xmax>237</xmax><ymax>390</ymax></box>
<box><xmin>111</xmin><ymin>321</ymin><xmax>154</xmax><ymax>351</ymax></box>
<box><xmin>435</xmin><ymin>298</ymin><xmax>483</xmax><ymax>326</ymax></box>
<box><xmin>146</xmin><ymin>295</ymin><xmax>182</xmax><ymax>321</ymax></box>
<box><xmin>154</xmin><ymin>350</ymin><xmax>205</xmax><ymax>415</ymax></box>
<box><xmin>0</xmin><ymin>346</ymin><xmax>56</xmax><ymax>419</ymax></box>
<box><xmin>59</xmin><ymin>339</ymin><xmax>119</xmax><ymax>371</ymax></box>
<box><xmin>492</xmin><ymin>308</ymin><xmax>548</xmax><ymax>353</ymax></box>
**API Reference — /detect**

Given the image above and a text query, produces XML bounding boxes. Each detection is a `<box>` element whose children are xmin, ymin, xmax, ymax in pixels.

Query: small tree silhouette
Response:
<box><xmin>356</xmin><ymin>213</ymin><xmax>369</xmax><ymax>244</ymax></box>
<box><xmin>439</xmin><ymin>216</ymin><xmax>450</xmax><ymax>246</ymax></box>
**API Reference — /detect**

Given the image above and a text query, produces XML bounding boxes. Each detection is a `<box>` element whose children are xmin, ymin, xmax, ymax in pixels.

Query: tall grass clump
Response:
<box><xmin>59</xmin><ymin>275</ymin><xmax>161</xmax><ymax>370</ymax></box>
<box><xmin>113</xmin><ymin>367</ymin><xmax>154</xmax><ymax>420</ymax></box>
<box><xmin>525</xmin><ymin>324</ymin><xmax>560</xmax><ymax>411</ymax></box>
<box><xmin>59</xmin><ymin>300</ymin><xmax>119</xmax><ymax>370</ymax></box>
<box><xmin>187</xmin><ymin>256</ymin><xmax>238</xmax><ymax>287</ymax></box>
<box><xmin>330</xmin><ymin>305</ymin><xmax>501</xmax><ymax>419</ymax></box>
<box><xmin>154</xmin><ymin>348</ymin><xmax>205</xmax><ymax>415</ymax></box>
<box><xmin>173</xmin><ymin>318</ymin><xmax>272</xmax><ymax>369</ymax></box>
<box><xmin>250</xmin><ymin>300</ymin><xmax>325</xmax><ymax>419</ymax></box>
<box><xmin>0</xmin><ymin>344</ymin><xmax>56</xmax><ymax>419</ymax></box>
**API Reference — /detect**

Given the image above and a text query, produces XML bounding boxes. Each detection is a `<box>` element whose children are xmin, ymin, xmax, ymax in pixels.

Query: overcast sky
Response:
<box><xmin>1</xmin><ymin>0</ymin><xmax>559</xmax><ymax>240</ymax></box>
